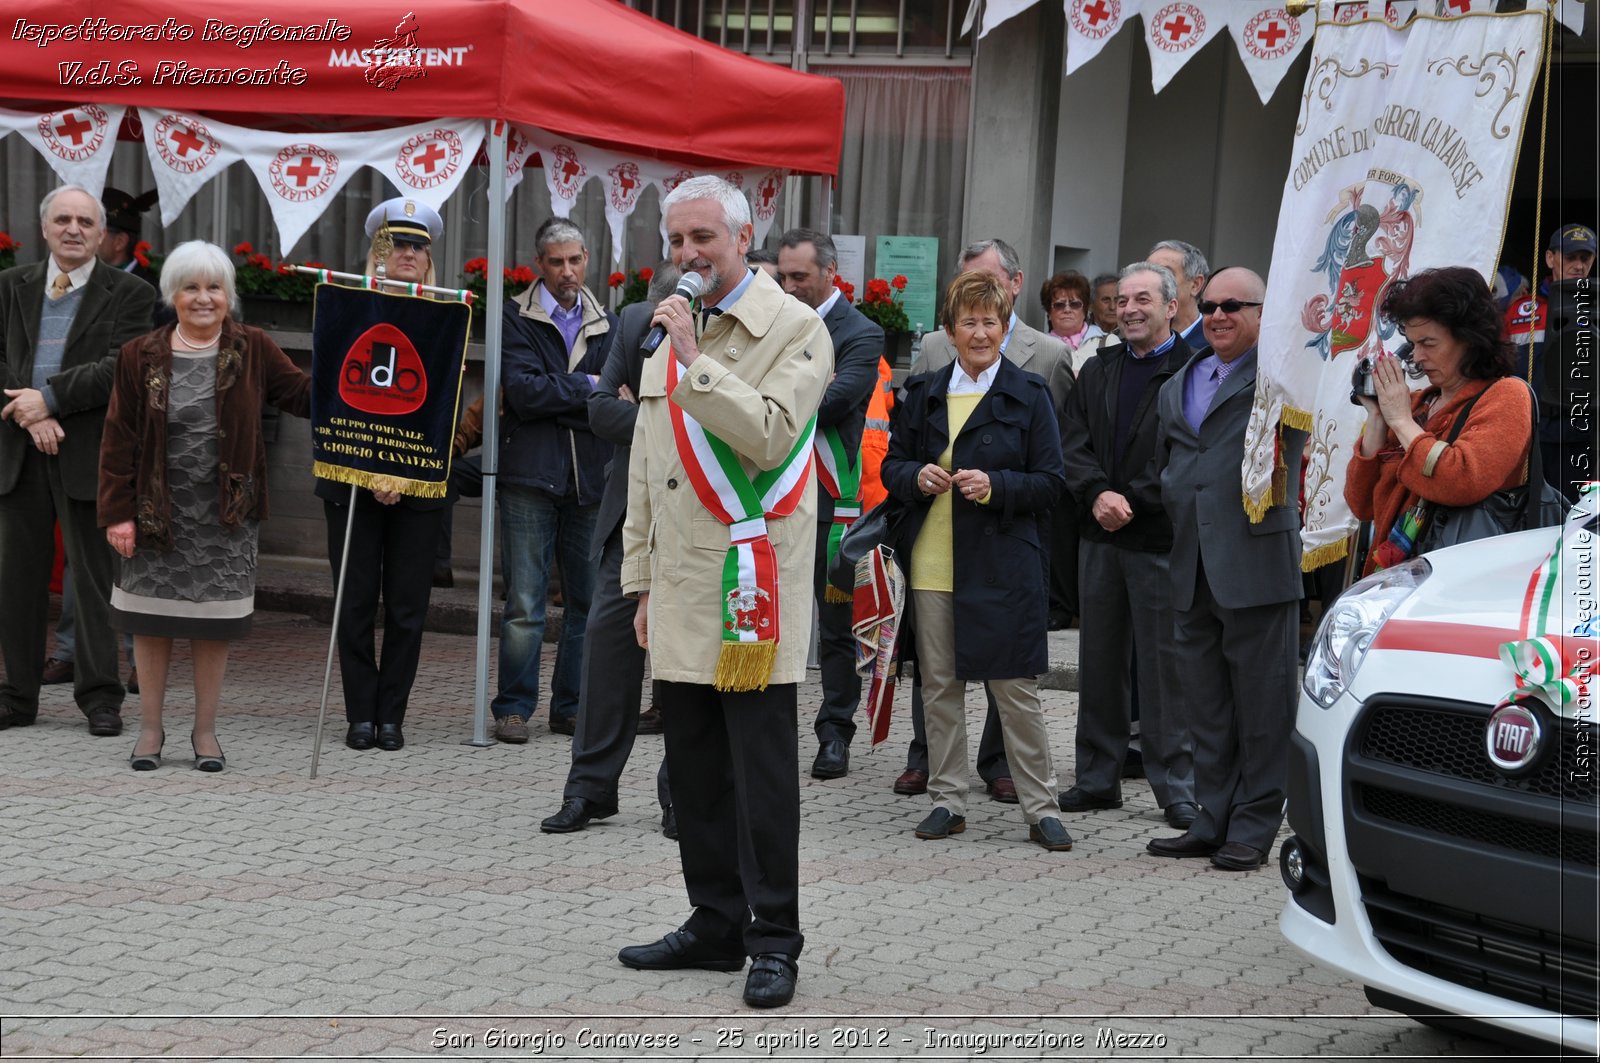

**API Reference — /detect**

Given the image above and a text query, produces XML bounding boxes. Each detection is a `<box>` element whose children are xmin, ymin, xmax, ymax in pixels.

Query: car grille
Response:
<box><xmin>1360</xmin><ymin>703</ymin><xmax>1594</xmax><ymax>802</ymax></box>
<box><xmin>1347</xmin><ymin>698</ymin><xmax>1599</xmax><ymax>1019</ymax></box>
<box><xmin>1360</xmin><ymin>877</ymin><xmax>1600</xmax><ymax>1018</ymax></box>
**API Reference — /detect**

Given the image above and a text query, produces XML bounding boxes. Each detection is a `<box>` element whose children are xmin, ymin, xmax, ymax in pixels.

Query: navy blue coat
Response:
<box><xmin>882</xmin><ymin>356</ymin><xmax>1065</xmax><ymax>680</ymax></box>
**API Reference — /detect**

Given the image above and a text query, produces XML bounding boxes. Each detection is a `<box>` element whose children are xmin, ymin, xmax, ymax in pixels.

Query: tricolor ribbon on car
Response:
<box><xmin>1494</xmin><ymin>482</ymin><xmax>1599</xmax><ymax>713</ymax></box>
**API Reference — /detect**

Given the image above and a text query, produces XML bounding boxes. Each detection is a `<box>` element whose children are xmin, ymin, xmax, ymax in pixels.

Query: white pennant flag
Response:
<box><xmin>1230</xmin><ymin>2</ymin><xmax>1316</xmax><ymax>103</ymax></box>
<box><xmin>536</xmin><ymin>140</ymin><xmax>596</xmax><ymax>218</ymax></box>
<box><xmin>139</xmin><ymin>110</ymin><xmax>241</xmax><ymax>226</ymax></box>
<box><xmin>502</xmin><ymin>124</ymin><xmax>542</xmax><ymax>199</ymax></box>
<box><xmin>656</xmin><ymin>168</ymin><xmax>699</xmax><ymax>259</ymax></box>
<box><xmin>1066</xmin><ymin>0</ymin><xmax>1144</xmax><ymax>75</ymax></box>
<box><xmin>1331</xmin><ymin>1</ymin><xmax>1369</xmax><ymax>23</ymax></box>
<box><xmin>5</xmin><ymin>105</ymin><xmax>124</xmax><ymax>198</ymax></box>
<box><xmin>1383</xmin><ymin>0</ymin><xmax>1417</xmax><ymax>25</ymax></box>
<box><xmin>1241</xmin><ymin>10</ymin><xmax>1546</xmax><ymax>567</ymax></box>
<box><xmin>1554</xmin><ymin>0</ymin><xmax>1585</xmax><ymax>34</ymax></box>
<box><xmin>375</xmin><ymin>121</ymin><xmax>487</xmax><ymax>209</ymax></box>
<box><xmin>1145</xmin><ymin>2</ymin><xmax>1226</xmax><ymax>92</ymax></box>
<box><xmin>1435</xmin><ymin>0</ymin><xmax>1494</xmax><ymax>14</ymax></box>
<box><xmin>747</xmin><ymin>169</ymin><xmax>788</xmax><ymax>248</ymax></box>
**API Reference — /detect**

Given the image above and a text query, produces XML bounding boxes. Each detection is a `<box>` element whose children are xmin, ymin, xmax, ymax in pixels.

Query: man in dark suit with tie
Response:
<box><xmin>540</xmin><ymin>265</ymin><xmax>680</xmax><ymax>836</ymax></box>
<box><xmin>1149</xmin><ymin>266</ymin><xmax>1305</xmax><ymax>872</ymax></box>
<box><xmin>775</xmin><ymin>228</ymin><xmax>884</xmax><ymax>780</ymax></box>
<box><xmin>0</xmin><ymin>185</ymin><xmax>156</xmax><ymax>733</ymax></box>
<box><xmin>895</xmin><ymin>237</ymin><xmax>1075</xmax><ymax>802</ymax></box>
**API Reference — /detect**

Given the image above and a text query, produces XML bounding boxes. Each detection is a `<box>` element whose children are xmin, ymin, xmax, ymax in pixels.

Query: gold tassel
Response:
<box><xmin>824</xmin><ymin>585</ymin><xmax>853</xmax><ymax>604</ymax></box>
<box><xmin>1279</xmin><ymin>405</ymin><xmax>1315</xmax><ymax>432</ymax></box>
<box><xmin>311</xmin><ymin>462</ymin><xmax>448</xmax><ymax>499</ymax></box>
<box><xmin>1241</xmin><ymin>489</ymin><xmax>1275</xmax><ymax>524</ymax></box>
<box><xmin>1300</xmin><ymin>537</ymin><xmax>1351</xmax><ymax>573</ymax></box>
<box><xmin>713</xmin><ymin>641</ymin><xmax>777</xmax><ymax>692</ymax></box>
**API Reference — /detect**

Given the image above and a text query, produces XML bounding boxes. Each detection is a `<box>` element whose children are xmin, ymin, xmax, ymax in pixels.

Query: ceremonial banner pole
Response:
<box><xmin>468</xmin><ymin>121</ymin><xmax>510</xmax><ymax>748</ymax></box>
<box><xmin>310</xmin><ymin>485</ymin><xmax>359</xmax><ymax>780</ymax></box>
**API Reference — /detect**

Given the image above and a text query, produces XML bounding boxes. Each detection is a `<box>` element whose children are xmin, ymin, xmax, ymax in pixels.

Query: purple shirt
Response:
<box><xmin>538</xmin><ymin>282</ymin><xmax>584</xmax><ymax>355</ymax></box>
<box><xmin>1182</xmin><ymin>346</ymin><xmax>1251</xmax><ymax>431</ymax></box>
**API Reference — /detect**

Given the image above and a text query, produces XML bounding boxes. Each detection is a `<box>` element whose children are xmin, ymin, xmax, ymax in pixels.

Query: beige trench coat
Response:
<box><xmin>620</xmin><ymin>269</ymin><xmax>833</xmax><ymax>686</ymax></box>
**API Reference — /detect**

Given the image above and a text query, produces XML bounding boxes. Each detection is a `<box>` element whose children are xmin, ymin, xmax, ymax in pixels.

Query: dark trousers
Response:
<box><xmin>811</xmin><ymin>526</ymin><xmax>860</xmax><ymax>746</ymax></box>
<box><xmin>1171</xmin><ymin>558</ymin><xmax>1299</xmax><ymax>853</ymax></box>
<box><xmin>324</xmin><ymin>494</ymin><xmax>444</xmax><ymax>726</ymax></box>
<box><xmin>0</xmin><ymin>449</ymin><xmax>122</xmax><ymax>717</ymax></box>
<box><xmin>1074</xmin><ymin>540</ymin><xmax>1194</xmax><ymax>806</ymax></box>
<box><xmin>904</xmin><ymin>675</ymin><xmax>1010</xmax><ymax>783</ymax></box>
<box><xmin>659</xmin><ymin>679</ymin><xmax>803</xmax><ymax>960</ymax></box>
<box><xmin>434</xmin><ymin>454</ymin><xmax>484</xmax><ymax>566</ymax></box>
<box><xmin>564</xmin><ymin>527</ymin><xmax>669</xmax><ymax>810</ymax></box>
<box><xmin>1049</xmin><ymin>495</ymin><xmax>1079</xmax><ymax>622</ymax></box>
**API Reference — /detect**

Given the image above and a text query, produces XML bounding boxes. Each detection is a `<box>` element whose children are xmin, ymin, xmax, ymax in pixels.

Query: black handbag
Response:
<box><xmin>826</xmin><ymin>498</ymin><xmax>908</xmax><ymax>593</ymax></box>
<box><xmin>1416</xmin><ymin>380</ymin><xmax>1567</xmax><ymax>554</ymax></box>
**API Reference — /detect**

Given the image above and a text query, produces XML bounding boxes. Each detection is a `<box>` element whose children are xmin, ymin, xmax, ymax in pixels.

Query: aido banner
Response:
<box><xmin>309</xmin><ymin>283</ymin><xmax>469</xmax><ymax>498</ymax></box>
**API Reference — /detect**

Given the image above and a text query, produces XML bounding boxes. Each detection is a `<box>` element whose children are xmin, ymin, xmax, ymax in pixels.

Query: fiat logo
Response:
<box><xmin>1485</xmin><ymin>703</ymin><xmax>1543</xmax><ymax>773</ymax></box>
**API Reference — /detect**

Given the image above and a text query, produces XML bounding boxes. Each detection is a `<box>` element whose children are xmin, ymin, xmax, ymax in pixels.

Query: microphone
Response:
<box><xmin>641</xmin><ymin>271</ymin><xmax>705</xmax><ymax>355</ymax></box>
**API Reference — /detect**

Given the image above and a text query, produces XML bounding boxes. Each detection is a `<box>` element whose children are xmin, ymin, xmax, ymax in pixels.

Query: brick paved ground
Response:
<box><xmin>0</xmin><ymin>593</ymin><xmax>1518</xmax><ymax>1060</ymax></box>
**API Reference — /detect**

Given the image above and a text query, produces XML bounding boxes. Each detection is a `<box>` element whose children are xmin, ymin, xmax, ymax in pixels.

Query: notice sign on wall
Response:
<box><xmin>874</xmin><ymin>236</ymin><xmax>940</xmax><ymax>332</ymax></box>
<box><xmin>309</xmin><ymin>283</ymin><xmax>470</xmax><ymax>498</ymax></box>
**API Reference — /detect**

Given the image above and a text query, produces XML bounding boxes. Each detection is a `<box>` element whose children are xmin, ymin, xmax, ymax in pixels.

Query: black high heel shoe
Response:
<box><xmin>129</xmin><ymin>729</ymin><xmax>165</xmax><ymax>771</ymax></box>
<box><xmin>191</xmin><ymin>734</ymin><xmax>226</xmax><ymax>773</ymax></box>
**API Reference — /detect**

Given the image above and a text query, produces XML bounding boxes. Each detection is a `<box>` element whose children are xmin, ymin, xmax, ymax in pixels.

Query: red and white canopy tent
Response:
<box><xmin>1</xmin><ymin>0</ymin><xmax>846</xmax><ymax>746</ymax></box>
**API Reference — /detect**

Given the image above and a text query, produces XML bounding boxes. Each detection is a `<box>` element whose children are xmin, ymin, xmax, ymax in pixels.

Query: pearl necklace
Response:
<box><xmin>174</xmin><ymin>324</ymin><xmax>220</xmax><ymax>350</ymax></box>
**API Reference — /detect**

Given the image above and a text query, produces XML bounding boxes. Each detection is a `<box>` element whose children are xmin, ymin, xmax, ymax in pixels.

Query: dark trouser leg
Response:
<box><xmin>549</xmin><ymin>498</ymin><xmax>598</xmax><ymax>722</ymax></box>
<box><xmin>564</xmin><ymin>528</ymin><xmax>645</xmax><ymax>811</ymax></box>
<box><xmin>375</xmin><ymin>504</ymin><xmax>444</xmax><ymax>726</ymax></box>
<box><xmin>811</xmin><ymin>531</ymin><xmax>859</xmax><ymax>745</ymax></box>
<box><xmin>435</xmin><ymin>453</ymin><xmax>483</xmax><ymax>567</ymax></box>
<box><xmin>1123</xmin><ymin>549</ymin><xmax>1193</xmax><ymax>807</ymax></box>
<box><xmin>1171</xmin><ymin>585</ymin><xmax>1231</xmax><ymax>847</ymax></box>
<box><xmin>325</xmin><ymin>495</ymin><xmax>382</xmax><ymax>724</ymax></box>
<box><xmin>1073</xmin><ymin>539</ymin><xmax>1133</xmax><ymax>798</ymax></box>
<box><xmin>55</xmin><ymin>462</ymin><xmax>121</xmax><ymax>714</ymax></box>
<box><xmin>1049</xmin><ymin>495</ymin><xmax>1078</xmax><ymax>623</ymax></box>
<box><xmin>660</xmin><ymin>680</ymin><xmax>803</xmax><ymax>959</ymax></box>
<box><xmin>0</xmin><ymin>452</ymin><xmax>55</xmax><ymax>716</ymax></box>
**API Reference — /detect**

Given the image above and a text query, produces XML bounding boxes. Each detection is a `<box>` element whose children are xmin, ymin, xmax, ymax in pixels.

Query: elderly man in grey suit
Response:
<box><xmin>1148</xmin><ymin>266</ymin><xmax>1305</xmax><ymax>872</ymax></box>
<box><xmin>540</xmin><ymin>265</ymin><xmax>680</xmax><ymax>837</ymax></box>
<box><xmin>0</xmin><ymin>185</ymin><xmax>156</xmax><ymax>735</ymax></box>
<box><xmin>893</xmin><ymin>237</ymin><xmax>1075</xmax><ymax>803</ymax></box>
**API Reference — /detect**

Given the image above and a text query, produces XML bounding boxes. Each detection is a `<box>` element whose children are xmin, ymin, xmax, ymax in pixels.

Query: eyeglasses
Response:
<box><xmin>1051</xmin><ymin>299</ymin><xmax>1085</xmax><ymax>311</ymax></box>
<box><xmin>1198</xmin><ymin>298</ymin><xmax>1262</xmax><ymax>315</ymax></box>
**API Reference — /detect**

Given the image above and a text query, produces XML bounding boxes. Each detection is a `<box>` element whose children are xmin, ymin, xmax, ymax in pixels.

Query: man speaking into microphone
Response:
<box><xmin>618</xmin><ymin>176</ymin><xmax>831</xmax><ymax>1009</ymax></box>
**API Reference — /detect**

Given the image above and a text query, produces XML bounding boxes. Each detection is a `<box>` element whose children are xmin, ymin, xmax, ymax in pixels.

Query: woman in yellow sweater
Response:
<box><xmin>881</xmin><ymin>271</ymin><xmax>1071</xmax><ymax>850</ymax></box>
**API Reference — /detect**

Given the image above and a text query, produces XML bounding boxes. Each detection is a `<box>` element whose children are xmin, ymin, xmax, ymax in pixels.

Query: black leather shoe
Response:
<box><xmin>540</xmin><ymin>797</ymin><xmax>616</xmax><ymax>834</ymax></box>
<box><xmin>548</xmin><ymin>714</ymin><xmax>576</xmax><ymax>736</ymax></box>
<box><xmin>1164</xmin><ymin>801</ymin><xmax>1200</xmax><ymax>829</ymax></box>
<box><xmin>1146</xmin><ymin>830</ymin><xmax>1219</xmax><ymax>858</ymax></box>
<box><xmin>913</xmin><ymin>807</ymin><xmax>966</xmax><ymax>839</ymax></box>
<box><xmin>432</xmin><ymin>564</ymin><xmax>454</xmax><ymax>588</ymax></box>
<box><xmin>376</xmin><ymin>723</ymin><xmax>404</xmax><ymax>751</ymax></box>
<box><xmin>743</xmin><ymin>954</ymin><xmax>798</xmax><ymax>1008</ymax></box>
<box><xmin>810</xmin><ymin>739</ymin><xmax>849</xmax><ymax>779</ymax></box>
<box><xmin>618</xmin><ymin>928</ymin><xmax>745</xmax><ymax>972</ymax></box>
<box><xmin>661</xmin><ymin>805</ymin><xmax>678</xmax><ymax>840</ymax></box>
<box><xmin>0</xmin><ymin>706</ymin><xmax>38</xmax><ymax>729</ymax></box>
<box><xmin>87</xmin><ymin>709</ymin><xmax>123</xmax><ymax>737</ymax></box>
<box><xmin>1057</xmin><ymin>785</ymin><xmax>1122</xmax><ymax>812</ymax></box>
<box><xmin>345</xmin><ymin>722</ymin><xmax>376</xmax><ymax>750</ymax></box>
<box><xmin>1210</xmin><ymin>841</ymin><xmax>1267</xmax><ymax>871</ymax></box>
<box><xmin>1029</xmin><ymin>816</ymin><xmax>1075</xmax><ymax>851</ymax></box>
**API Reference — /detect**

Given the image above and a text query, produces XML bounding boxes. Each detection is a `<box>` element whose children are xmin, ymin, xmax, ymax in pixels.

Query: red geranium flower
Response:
<box><xmin>133</xmin><ymin>240</ymin><xmax>151</xmax><ymax>268</ymax></box>
<box><xmin>639</xmin><ymin>267</ymin><xmax>653</xmax><ymax>283</ymax></box>
<box><xmin>832</xmin><ymin>275</ymin><xmax>855</xmax><ymax>303</ymax></box>
<box><xmin>233</xmin><ymin>241</ymin><xmax>253</xmax><ymax>256</ymax></box>
<box><xmin>0</xmin><ymin>233</ymin><xmax>19</xmax><ymax>251</ymax></box>
<box><xmin>890</xmin><ymin>275</ymin><xmax>908</xmax><ymax>290</ymax></box>
<box><xmin>608</xmin><ymin>271</ymin><xmax>626</xmax><ymax>288</ymax></box>
<box><xmin>463</xmin><ymin>258</ymin><xmax>488</xmax><ymax>275</ymax></box>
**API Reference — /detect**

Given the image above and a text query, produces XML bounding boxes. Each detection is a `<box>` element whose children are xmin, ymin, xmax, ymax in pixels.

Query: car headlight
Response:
<box><xmin>1303</xmin><ymin>557</ymin><xmax>1430</xmax><ymax>708</ymax></box>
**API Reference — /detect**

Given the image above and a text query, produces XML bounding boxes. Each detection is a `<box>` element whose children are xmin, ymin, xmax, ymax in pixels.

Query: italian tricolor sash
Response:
<box><xmin>667</xmin><ymin>353</ymin><xmax>817</xmax><ymax>691</ymax></box>
<box><xmin>814</xmin><ymin>426</ymin><xmax>862</xmax><ymax>604</ymax></box>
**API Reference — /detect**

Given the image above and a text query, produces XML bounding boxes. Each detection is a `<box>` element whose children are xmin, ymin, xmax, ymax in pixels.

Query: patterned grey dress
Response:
<box><xmin>110</xmin><ymin>346</ymin><xmax>258</xmax><ymax>640</ymax></box>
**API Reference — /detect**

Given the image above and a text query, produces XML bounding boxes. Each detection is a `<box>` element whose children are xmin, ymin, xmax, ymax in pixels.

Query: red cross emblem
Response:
<box><xmin>607</xmin><ymin>161</ymin><xmax>643</xmax><ymax>212</ymax></box>
<box><xmin>413</xmin><ymin>142</ymin><xmax>445</xmax><ymax>173</ymax></box>
<box><xmin>1256</xmin><ymin>20</ymin><xmax>1287</xmax><ymax>47</ymax></box>
<box><xmin>1243</xmin><ymin>9</ymin><xmax>1297</xmax><ymax>58</ymax></box>
<box><xmin>1447</xmin><ymin>0</ymin><xmax>1471</xmax><ymax>10</ymax></box>
<box><xmin>1164</xmin><ymin>14</ymin><xmax>1192</xmax><ymax>38</ymax></box>
<box><xmin>171</xmin><ymin>125</ymin><xmax>205</xmax><ymax>157</ymax></box>
<box><xmin>53</xmin><ymin>112</ymin><xmax>92</xmax><ymax>146</ymax></box>
<box><xmin>286</xmin><ymin>156</ymin><xmax>322</xmax><ymax>187</ymax></box>
<box><xmin>154</xmin><ymin>114</ymin><xmax>217</xmax><ymax>174</ymax></box>
<box><xmin>1151</xmin><ymin>3</ymin><xmax>1204</xmax><ymax>50</ymax></box>
<box><xmin>1083</xmin><ymin>0</ymin><xmax>1110</xmax><ymax>23</ymax></box>
<box><xmin>1071</xmin><ymin>0</ymin><xmax>1121</xmax><ymax>39</ymax></box>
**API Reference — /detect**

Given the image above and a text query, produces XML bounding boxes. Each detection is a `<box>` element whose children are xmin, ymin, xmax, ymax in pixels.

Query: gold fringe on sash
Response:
<box><xmin>1301</xmin><ymin>537</ymin><xmax>1351</xmax><ymax>572</ymax></box>
<box><xmin>713</xmin><ymin>641</ymin><xmax>778</xmax><ymax>692</ymax></box>
<box><xmin>311</xmin><ymin>462</ymin><xmax>449</xmax><ymax>499</ymax></box>
<box><xmin>824</xmin><ymin>585</ymin><xmax>854</xmax><ymax>604</ymax></box>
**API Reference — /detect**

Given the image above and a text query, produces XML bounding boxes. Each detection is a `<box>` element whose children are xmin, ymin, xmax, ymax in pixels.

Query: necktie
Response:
<box><xmin>699</xmin><ymin>305</ymin><xmax>723</xmax><ymax>329</ymax></box>
<box><xmin>49</xmin><ymin>273</ymin><xmax>71</xmax><ymax>300</ymax></box>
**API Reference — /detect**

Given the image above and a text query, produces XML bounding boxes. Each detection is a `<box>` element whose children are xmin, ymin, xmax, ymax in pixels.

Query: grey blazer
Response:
<box><xmin>914</xmin><ymin>319</ymin><xmax>1075</xmax><ymax>417</ymax></box>
<box><xmin>586</xmin><ymin>299</ymin><xmax>656</xmax><ymax>559</ymax></box>
<box><xmin>0</xmin><ymin>260</ymin><xmax>157</xmax><ymax>499</ymax></box>
<box><xmin>1156</xmin><ymin>346</ymin><xmax>1306</xmax><ymax>612</ymax></box>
